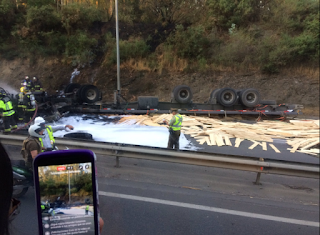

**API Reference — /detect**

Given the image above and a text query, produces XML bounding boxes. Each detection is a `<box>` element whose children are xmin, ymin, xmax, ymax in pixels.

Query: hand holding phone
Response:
<box><xmin>33</xmin><ymin>149</ymin><xmax>100</xmax><ymax>235</ymax></box>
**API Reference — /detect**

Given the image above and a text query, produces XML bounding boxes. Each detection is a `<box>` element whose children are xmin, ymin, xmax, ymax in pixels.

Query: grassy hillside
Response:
<box><xmin>0</xmin><ymin>0</ymin><xmax>319</xmax><ymax>74</ymax></box>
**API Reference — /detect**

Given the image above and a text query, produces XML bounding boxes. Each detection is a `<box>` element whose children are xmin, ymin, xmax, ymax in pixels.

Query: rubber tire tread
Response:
<box><xmin>64</xmin><ymin>83</ymin><xmax>81</xmax><ymax>93</ymax></box>
<box><xmin>173</xmin><ymin>85</ymin><xmax>193</xmax><ymax>104</ymax></box>
<box><xmin>217</xmin><ymin>88</ymin><xmax>238</xmax><ymax>107</ymax></box>
<box><xmin>81</xmin><ymin>85</ymin><xmax>100</xmax><ymax>103</ymax></box>
<box><xmin>208</xmin><ymin>89</ymin><xmax>221</xmax><ymax>104</ymax></box>
<box><xmin>239</xmin><ymin>88</ymin><xmax>261</xmax><ymax>108</ymax></box>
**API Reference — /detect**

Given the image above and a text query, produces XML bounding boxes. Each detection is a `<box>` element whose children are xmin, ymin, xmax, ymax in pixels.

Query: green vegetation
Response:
<box><xmin>0</xmin><ymin>0</ymin><xmax>318</xmax><ymax>73</ymax></box>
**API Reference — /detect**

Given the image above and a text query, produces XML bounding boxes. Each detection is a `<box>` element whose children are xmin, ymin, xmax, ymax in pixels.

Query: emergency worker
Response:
<box><xmin>34</xmin><ymin>117</ymin><xmax>74</xmax><ymax>152</ymax></box>
<box><xmin>23</xmin><ymin>88</ymin><xmax>36</xmax><ymax>125</ymax></box>
<box><xmin>85</xmin><ymin>205</ymin><xmax>89</xmax><ymax>215</ymax></box>
<box><xmin>0</xmin><ymin>89</ymin><xmax>17</xmax><ymax>134</ymax></box>
<box><xmin>21</xmin><ymin>123</ymin><xmax>44</xmax><ymax>170</ymax></box>
<box><xmin>17</xmin><ymin>86</ymin><xmax>26</xmax><ymax>122</ymax></box>
<box><xmin>164</xmin><ymin>108</ymin><xmax>183</xmax><ymax>150</ymax></box>
<box><xmin>32</xmin><ymin>76</ymin><xmax>43</xmax><ymax>92</ymax></box>
<box><xmin>23</xmin><ymin>76</ymin><xmax>33</xmax><ymax>91</ymax></box>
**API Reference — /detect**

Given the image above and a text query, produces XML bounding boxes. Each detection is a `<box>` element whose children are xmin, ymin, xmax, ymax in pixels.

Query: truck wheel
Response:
<box><xmin>64</xmin><ymin>132</ymin><xmax>93</xmax><ymax>140</ymax></box>
<box><xmin>208</xmin><ymin>89</ymin><xmax>221</xmax><ymax>104</ymax></box>
<box><xmin>239</xmin><ymin>88</ymin><xmax>260</xmax><ymax>107</ymax></box>
<box><xmin>173</xmin><ymin>85</ymin><xmax>193</xmax><ymax>104</ymax></box>
<box><xmin>217</xmin><ymin>88</ymin><xmax>238</xmax><ymax>106</ymax></box>
<box><xmin>81</xmin><ymin>85</ymin><xmax>101</xmax><ymax>103</ymax></box>
<box><xmin>64</xmin><ymin>83</ymin><xmax>81</xmax><ymax>93</ymax></box>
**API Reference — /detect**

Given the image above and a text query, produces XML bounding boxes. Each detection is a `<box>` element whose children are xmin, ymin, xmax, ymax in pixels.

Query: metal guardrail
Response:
<box><xmin>1</xmin><ymin>135</ymin><xmax>319</xmax><ymax>183</ymax></box>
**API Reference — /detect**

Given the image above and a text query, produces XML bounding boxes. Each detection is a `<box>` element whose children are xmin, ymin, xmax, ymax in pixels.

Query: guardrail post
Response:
<box><xmin>254</xmin><ymin>158</ymin><xmax>264</xmax><ymax>185</ymax></box>
<box><xmin>115</xmin><ymin>150</ymin><xmax>120</xmax><ymax>168</ymax></box>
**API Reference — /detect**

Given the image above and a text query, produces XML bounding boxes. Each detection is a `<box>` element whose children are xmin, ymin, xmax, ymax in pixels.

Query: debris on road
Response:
<box><xmin>118</xmin><ymin>114</ymin><xmax>319</xmax><ymax>156</ymax></box>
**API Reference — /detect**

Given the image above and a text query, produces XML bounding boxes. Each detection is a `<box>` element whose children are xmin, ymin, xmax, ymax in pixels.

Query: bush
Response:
<box><xmin>208</xmin><ymin>0</ymin><xmax>260</xmax><ymax>30</ymax></box>
<box><xmin>64</xmin><ymin>31</ymin><xmax>98</xmax><ymax>66</ymax></box>
<box><xmin>60</xmin><ymin>4</ymin><xmax>103</xmax><ymax>35</ymax></box>
<box><xmin>166</xmin><ymin>25</ymin><xmax>211</xmax><ymax>59</ymax></box>
<box><xmin>26</xmin><ymin>5</ymin><xmax>61</xmax><ymax>33</ymax></box>
<box><xmin>106</xmin><ymin>36</ymin><xmax>150</xmax><ymax>64</ymax></box>
<box><xmin>0</xmin><ymin>0</ymin><xmax>16</xmax><ymax>40</ymax></box>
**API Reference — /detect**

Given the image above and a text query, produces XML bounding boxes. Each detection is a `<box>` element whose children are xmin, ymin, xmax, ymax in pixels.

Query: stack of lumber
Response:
<box><xmin>117</xmin><ymin>114</ymin><xmax>319</xmax><ymax>156</ymax></box>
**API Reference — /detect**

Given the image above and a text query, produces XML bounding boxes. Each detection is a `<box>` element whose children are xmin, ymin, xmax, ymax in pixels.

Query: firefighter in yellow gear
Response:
<box><xmin>17</xmin><ymin>86</ymin><xmax>26</xmax><ymax>122</ymax></box>
<box><xmin>22</xmin><ymin>89</ymin><xmax>36</xmax><ymax>125</ymax></box>
<box><xmin>0</xmin><ymin>89</ymin><xmax>17</xmax><ymax>134</ymax></box>
<box><xmin>32</xmin><ymin>76</ymin><xmax>43</xmax><ymax>92</ymax></box>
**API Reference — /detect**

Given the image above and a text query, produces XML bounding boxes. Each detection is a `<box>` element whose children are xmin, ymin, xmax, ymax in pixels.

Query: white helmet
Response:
<box><xmin>28</xmin><ymin>123</ymin><xmax>45</xmax><ymax>138</ymax></box>
<box><xmin>34</xmin><ymin>117</ymin><xmax>45</xmax><ymax>125</ymax></box>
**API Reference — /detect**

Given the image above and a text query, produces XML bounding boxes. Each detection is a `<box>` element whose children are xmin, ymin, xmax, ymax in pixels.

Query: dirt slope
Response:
<box><xmin>0</xmin><ymin>58</ymin><xmax>318</xmax><ymax>117</ymax></box>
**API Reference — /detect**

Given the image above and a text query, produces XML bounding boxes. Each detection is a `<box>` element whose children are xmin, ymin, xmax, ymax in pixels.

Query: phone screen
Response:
<box><xmin>38</xmin><ymin>162</ymin><xmax>96</xmax><ymax>235</ymax></box>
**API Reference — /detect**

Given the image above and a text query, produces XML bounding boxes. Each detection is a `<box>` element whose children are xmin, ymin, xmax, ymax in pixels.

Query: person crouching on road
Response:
<box><xmin>164</xmin><ymin>108</ymin><xmax>183</xmax><ymax>150</ymax></box>
<box><xmin>21</xmin><ymin>123</ymin><xmax>45</xmax><ymax>170</ymax></box>
<box><xmin>34</xmin><ymin>117</ymin><xmax>74</xmax><ymax>152</ymax></box>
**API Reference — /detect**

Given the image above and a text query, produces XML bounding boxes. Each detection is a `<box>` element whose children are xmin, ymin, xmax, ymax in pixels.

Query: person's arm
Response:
<box><xmin>26</xmin><ymin>141</ymin><xmax>40</xmax><ymax>159</ymax></box>
<box><xmin>168</xmin><ymin>116</ymin><xmax>176</xmax><ymax>126</ymax></box>
<box><xmin>31</xmin><ymin>150</ymin><xmax>38</xmax><ymax>159</ymax></box>
<box><xmin>51</xmin><ymin>125</ymin><xmax>74</xmax><ymax>132</ymax></box>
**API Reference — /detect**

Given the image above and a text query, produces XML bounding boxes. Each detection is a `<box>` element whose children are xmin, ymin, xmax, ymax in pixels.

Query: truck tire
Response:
<box><xmin>138</xmin><ymin>96</ymin><xmax>159</xmax><ymax>110</ymax></box>
<box><xmin>64</xmin><ymin>132</ymin><xmax>93</xmax><ymax>140</ymax></box>
<box><xmin>65</xmin><ymin>83</ymin><xmax>81</xmax><ymax>93</ymax></box>
<box><xmin>80</xmin><ymin>85</ymin><xmax>101</xmax><ymax>103</ymax></box>
<box><xmin>239</xmin><ymin>88</ymin><xmax>261</xmax><ymax>108</ymax></box>
<box><xmin>208</xmin><ymin>89</ymin><xmax>221</xmax><ymax>104</ymax></box>
<box><xmin>173</xmin><ymin>85</ymin><xmax>193</xmax><ymax>104</ymax></box>
<box><xmin>260</xmin><ymin>100</ymin><xmax>277</xmax><ymax>105</ymax></box>
<box><xmin>217</xmin><ymin>88</ymin><xmax>238</xmax><ymax>106</ymax></box>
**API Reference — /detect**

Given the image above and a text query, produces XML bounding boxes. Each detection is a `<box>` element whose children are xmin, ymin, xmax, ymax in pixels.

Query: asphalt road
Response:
<box><xmin>5</xmin><ymin>145</ymin><xmax>319</xmax><ymax>235</ymax></box>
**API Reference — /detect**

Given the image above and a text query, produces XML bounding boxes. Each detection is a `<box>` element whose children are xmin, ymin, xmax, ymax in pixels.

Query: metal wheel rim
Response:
<box><xmin>86</xmin><ymin>89</ymin><xmax>97</xmax><ymax>100</ymax></box>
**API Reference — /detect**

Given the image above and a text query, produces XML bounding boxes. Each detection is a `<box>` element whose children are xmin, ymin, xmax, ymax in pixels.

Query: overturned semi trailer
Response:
<box><xmin>58</xmin><ymin>84</ymin><xmax>303</xmax><ymax>118</ymax></box>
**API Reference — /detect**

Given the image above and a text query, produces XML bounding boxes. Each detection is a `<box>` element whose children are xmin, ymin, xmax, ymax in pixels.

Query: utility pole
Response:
<box><xmin>115</xmin><ymin>0</ymin><xmax>121</xmax><ymax>98</ymax></box>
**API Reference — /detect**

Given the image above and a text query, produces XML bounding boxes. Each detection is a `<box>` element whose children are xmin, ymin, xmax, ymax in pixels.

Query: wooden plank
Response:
<box><xmin>224</xmin><ymin>136</ymin><xmax>232</xmax><ymax>146</ymax></box>
<box><xmin>261</xmin><ymin>142</ymin><xmax>267</xmax><ymax>151</ymax></box>
<box><xmin>290</xmin><ymin>143</ymin><xmax>300</xmax><ymax>153</ymax></box>
<box><xmin>197</xmin><ymin>138</ymin><xmax>206</xmax><ymax>145</ymax></box>
<box><xmin>301</xmin><ymin>141</ymin><xmax>320</xmax><ymax>150</ymax></box>
<box><xmin>215</xmin><ymin>134</ymin><xmax>225</xmax><ymax>146</ymax></box>
<box><xmin>248</xmin><ymin>141</ymin><xmax>260</xmax><ymax>150</ymax></box>
<box><xmin>234</xmin><ymin>138</ymin><xmax>243</xmax><ymax>148</ymax></box>
<box><xmin>269</xmin><ymin>144</ymin><xmax>281</xmax><ymax>153</ymax></box>
<box><xmin>209</xmin><ymin>134</ymin><xmax>216</xmax><ymax>146</ymax></box>
<box><xmin>205</xmin><ymin>137</ymin><xmax>211</xmax><ymax>146</ymax></box>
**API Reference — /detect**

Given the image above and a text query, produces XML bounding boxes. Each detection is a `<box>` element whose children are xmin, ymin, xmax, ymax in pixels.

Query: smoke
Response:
<box><xmin>0</xmin><ymin>82</ymin><xmax>18</xmax><ymax>95</ymax></box>
<box><xmin>70</xmin><ymin>68</ymin><xmax>80</xmax><ymax>84</ymax></box>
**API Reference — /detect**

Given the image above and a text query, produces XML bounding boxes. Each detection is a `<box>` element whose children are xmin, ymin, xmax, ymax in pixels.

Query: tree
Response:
<box><xmin>140</xmin><ymin>0</ymin><xmax>206</xmax><ymax>24</ymax></box>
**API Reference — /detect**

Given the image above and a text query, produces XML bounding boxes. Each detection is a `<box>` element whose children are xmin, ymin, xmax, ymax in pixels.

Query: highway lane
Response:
<box><xmin>5</xmin><ymin>145</ymin><xmax>319</xmax><ymax>235</ymax></box>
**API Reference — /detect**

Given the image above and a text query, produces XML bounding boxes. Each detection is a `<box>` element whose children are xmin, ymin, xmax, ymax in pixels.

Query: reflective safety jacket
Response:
<box><xmin>33</xmin><ymin>81</ymin><xmax>43</xmax><ymax>92</ymax></box>
<box><xmin>0</xmin><ymin>96</ymin><xmax>15</xmax><ymax>117</ymax></box>
<box><xmin>169</xmin><ymin>114</ymin><xmax>183</xmax><ymax>131</ymax></box>
<box><xmin>39</xmin><ymin>126</ymin><xmax>55</xmax><ymax>151</ymax></box>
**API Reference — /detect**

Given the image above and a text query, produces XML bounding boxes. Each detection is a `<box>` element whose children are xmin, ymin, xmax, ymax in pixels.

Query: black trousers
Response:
<box><xmin>24</xmin><ymin>110</ymin><xmax>34</xmax><ymax>125</ymax></box>
<box><xmin>3</xmin><ymin>115</ymin><xmax>17</xmax><ymax>133</ymax></box>
<box><xmin>167</xmin><ymin>130</ymin><xmax>181</xmax><ymax>150</ymax></box>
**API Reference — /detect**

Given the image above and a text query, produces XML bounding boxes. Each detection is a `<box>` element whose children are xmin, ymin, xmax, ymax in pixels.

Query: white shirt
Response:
<box><xmin>42</xmin><ymin>125</ymin><xmax>66</xmax><ymax>148</ymax></box>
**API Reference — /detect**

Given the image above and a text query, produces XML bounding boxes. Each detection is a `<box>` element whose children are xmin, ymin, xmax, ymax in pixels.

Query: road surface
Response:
<box><xmin>5</xmin><ymin>145</ymin><xmax>319</xmax><ymax>235</ymax></box>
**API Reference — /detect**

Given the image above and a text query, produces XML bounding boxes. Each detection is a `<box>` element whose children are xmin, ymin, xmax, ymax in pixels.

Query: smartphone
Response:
<box><xmin>33</xmin><ymin>149</ymin><xmax>100</xmax><ymax>235</ymax></box>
